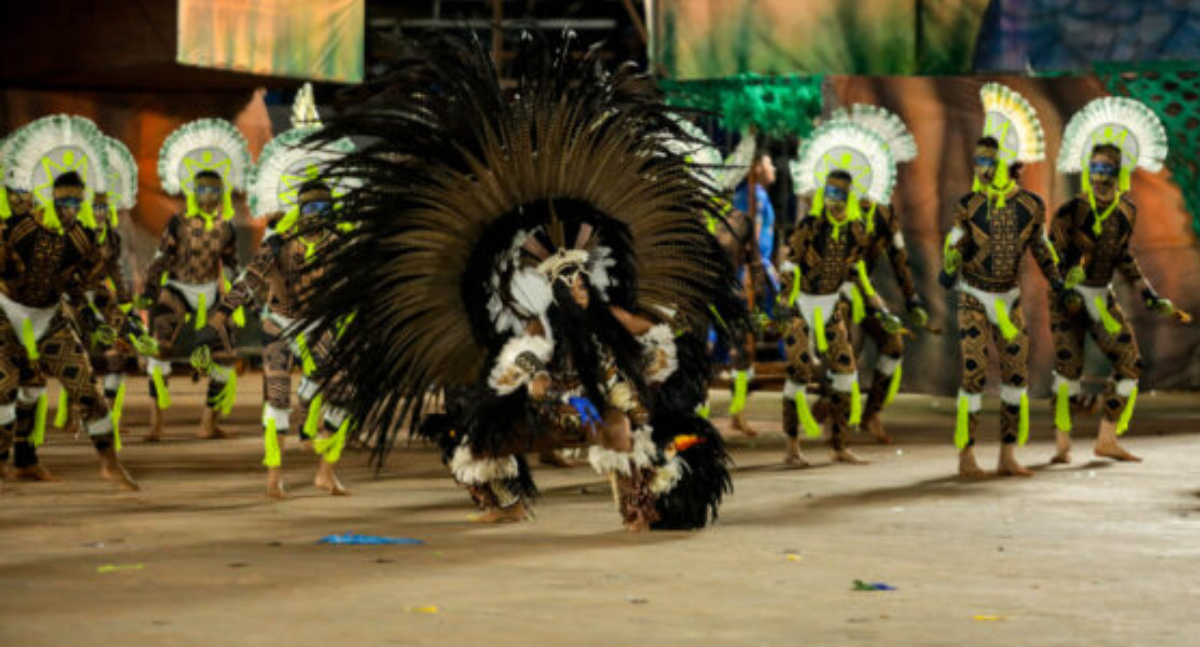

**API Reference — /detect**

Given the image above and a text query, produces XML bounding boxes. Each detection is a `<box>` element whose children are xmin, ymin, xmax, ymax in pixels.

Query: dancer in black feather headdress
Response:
<box><xmin>297</xmin><ymin>31</ymin><xmax>743</xmax><ymax>531</ymax></box>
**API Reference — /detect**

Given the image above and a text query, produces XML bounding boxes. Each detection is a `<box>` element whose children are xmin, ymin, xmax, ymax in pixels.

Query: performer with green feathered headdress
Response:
<box><xmin>0</xmin><ymin>114</ymin><xmax>137</xmax><ymax>490</ymax></box>
<box><xmin>75</xmin><ymin>134</ymin><xmax>159</xmax><ymax>447</ymax></box>
<box><xmin>197</xmin><ymin>85</ymin><xmax>357</xmax><ymax>499</ymax></box>
<box><xmin>1048</xmin><ymin>96</ymin><xmax>1188</xmax><ymax>465</ymax></box>
<box><xmin>939</xmin><ymin>83</ymin><xmax>1067</xmax><ymax>478</ymax></box>
<box><xmin>811</xmin><ymin>104</ymin><xmax>928</xmax><ymax>446</ymax></box>
<box><xmin>0</xmin><ymin>122</ymin><xmax>53</xmax><ymax>480</ymax></box>
<box><xmin>141</xmin><ymin>118</ymin><xmax>250</xmax><ymax>442</ymax></box>
<box><xmin>781</xmin><ymin>119</ymin><xmax>904</xmax><ymax>468</ymax></box>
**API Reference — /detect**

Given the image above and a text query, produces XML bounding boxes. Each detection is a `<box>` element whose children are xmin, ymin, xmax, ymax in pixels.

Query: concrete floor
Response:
<box><xmin>2</xmin><ymin>379</ymin><xmax>1198</xmax><ymax>646</ymax></box>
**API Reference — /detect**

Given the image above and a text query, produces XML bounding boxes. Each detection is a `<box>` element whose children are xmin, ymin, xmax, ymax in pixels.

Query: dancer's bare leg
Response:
<box><xmin>731</xmin><ymin>412</ymin><xmax>758</xmax><ymax>437</ymax></box>
<box><xmin>996</xmin><ymin>443</ymin><xmax>1033</xmax><ymax>477</ymax></box>
<box><xmin>314</xmin><ymin>443</ymin><xmax>350</xmax><ymax>496</ymax></box>
<box><xmin>13</xmin><ymin>464</ymin><xmax>58</xmax><ymax>482</ymax></box>
<box><xmin>832</xmin><ymin>447</ymin><xmax>870</xmax><ymax>465</ymax></box>
<box><xmin>1094</xmin><ymin>418</ymin><xmax>1141</xmax><ymax>462</ymax></box>
<box><xmin>958</xmin><ymin>445</ymin><xmax>987</xmax><ymax>478</ymax></box>
<box><xmin>144</xmin><ymin>403</ymin><xmax>164</xmax><ymax>442</ymax></box>
<box><xmin>781</xmin><ymin>399</ymin><xmax>809</xmax><ymax>468</ymax></box>
<box><xmin>598</xmin><ymin>408</ymin><xmax>654</xmax><ymax>533</ymax></box>
<box><xmin>862</xmin><ymin>413</ymin><xmax>892</xmax><ymax>445</ymax></box>
<box><xmin>1051</xmin><ymin>430</ymin><xmax>1072</xmax><ymax>464</ymax></box>
<box><xmin>471</xmin><ymin>501</ymin><xmax>528</xmax><ymax>523</ymax></box>
<box><xmin>784</xmin><ymin>436</ymin><xmax>810</xmax><ymax>468</ymax></box>
<box><xmin>267</xmin><ymin>433</ymin><xmax>286</xmax><ymax>499</ymax></box>
<box><xmin>197</xmin><ymin>407</ymin><xmax>228</xmax><ymax>440</ymax></box>
<box><xmin>97</xmin><ymin>444</ymin><xmax>139</xmax><ymax>491</ymax></box>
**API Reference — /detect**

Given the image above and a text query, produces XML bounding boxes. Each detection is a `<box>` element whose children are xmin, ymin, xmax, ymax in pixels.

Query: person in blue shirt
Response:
<box><xmin>734</xmin><ymin>153</ymin><xmax>780</xmax><ymax>305</ymax></box>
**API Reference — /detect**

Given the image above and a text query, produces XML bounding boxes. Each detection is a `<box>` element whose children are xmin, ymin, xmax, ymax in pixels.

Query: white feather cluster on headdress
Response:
<box><xmin>483</xmin><ymin>226</ymin><xmax>619</xmax><ymax>336</ymax></box>
<box><xmin>487</xmin><ymin>231</ymin><xmax>552</xmax><ymax>336</ymax></box>
<box><xmin>248</xmin><ymin>127</ymin><xmax>354</xmax><ymax>218</ymax></box>
<box><xmin>980</xmin><ymin>83</ymin><xmax>1045</xmax><ymax>164</ymax></box>
<box><xmin>663</xmin><ymin>117</ymin><xmax>724</xmax><ymax>189</ymax></box>
<box><xmin>829</xmin><ymin>104</ymin><xmax>917</xmax><ymax>164</ymax></box>
<box><xmin>290</xmin><ymin>83</ymin><xmax>322</xmax><ymax>130</ymax></box>
<box><xmin>721</xmin><ymin>133</ymin><xmax>756</xmax><ymax>192</ymax></box>
<box><xmin>157</xmin><ymin>118</ymin><xmax>251</xmax><ymax>195</ymax></box>
<box><xmin>5</xmin><ymin>114</ymin><xmax>107</xmax><ymax>202</ymax></box>
<box><xmin>101</xmin><ymin>135</ymin><xmax>138</xmax><ymax>210</ymax></box>
<box><xmin>1056</xmin><ymin>97</ymin><xmax>1168</xmax><ymax>174</ymax></box>
<box><xmin>792</xmin><ymin>120</ymin><xmax>896</xmax><ymax>203</ymax></box>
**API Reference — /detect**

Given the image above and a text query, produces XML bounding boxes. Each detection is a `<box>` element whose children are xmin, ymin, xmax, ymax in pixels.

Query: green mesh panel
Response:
<box><xmin>659</xmin><ymin>74</ymin><xmax>824</xmax><ymax>138</ymax></box>
<box><xmin>1099</xmin><ymin>62</ymin><xmax>1200</xmax><ymax>236</ymax></box>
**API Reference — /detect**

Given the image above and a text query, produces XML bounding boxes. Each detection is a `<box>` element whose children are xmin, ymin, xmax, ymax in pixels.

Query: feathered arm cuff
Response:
<box><xmin>487</xmin><ymin>334</ymin><xmax>554</xmax><ymax>395</ymax></box>
<box><xmin>639</xmin><ymin>323</ymin><xmax>678</xmax><ymax>384</ymax></box>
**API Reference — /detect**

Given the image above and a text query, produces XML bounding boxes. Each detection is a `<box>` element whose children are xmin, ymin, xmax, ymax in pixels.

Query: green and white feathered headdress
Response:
<box><xmin>249</xmin><ymin>84</ymin><xmax>355</xmax><ymax>230</ymax></box>
<box><xmin>980</xmin><ymin>83</ymin><xmax>1045</xmax><ymax>165</ymax></box>
<box><xmin>662</xmin><ymin>118</ymin><xmax>756</xmax><ymax>194</ymax></box>
<box><xmin>157</xmin><ymin>118</ymin><xmax>250</xmax><ymax>221</ymax></box>
<box><xmin>101</xmin><ymin>135</ymin><xmax>138</xmax><ymax>215</ymax></box>
<box><xmin>248</xmin><ymin>127</ymin><xmax>355</xmax><ymax>226</ymax></box>
<box><xmin>720</xmin><ymin>133</ymin><xmax>755</xmax><ymax>194</ymax></box>
<box><xmin>5</xmin><ymin>115</ymin><xmax>108</xmax><ymax>231</ymax></box>
<box><xmin>792</xmin><ymin>120</ymin><xmax>896</xmax><ymax>213</ymax></box>
<box><xmin>290</xmin><ymin>82</ymin><xmax>322</xmax><ymax>129</ymax></box>
<box><xmin>1056</xmin><ymin>97</ymin><xmax>1167</xmax><ymax>193</ymax></box>
<box><xmin>663</xmin><ymin>117</ymin><xmax>727</xmax><ymax>192</ymax></box>
<box><xmin>829</xmin><ymin>104</ymin><xmax>917</xmax><ymax>164</ymax></box>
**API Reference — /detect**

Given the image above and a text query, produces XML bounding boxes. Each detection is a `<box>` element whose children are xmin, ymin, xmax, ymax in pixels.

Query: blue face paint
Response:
<box><xmin>300</xmin><ymin>200</ymin><xmax>332</xmax><ymax>216</ymax></box>
<box><xmin>195</xmin><ymin>185</ymin><xmax>222</xmax><ymax>198</ymax></box>
<box><xmin>54</xmin><ymin>198</ymin><xmax>84</xmax><ymax>211</ymax></box>
<box><xmin>1088</xmin><ymin>161</ymin><xmax>1118</xmax><ymax>178</ymax></box>
<box><xmin>823</xmin><ymin>184</ymin><xmax>849</xmax><ymax>202</ymax></box>
<box><xmin>973</xmin><ymin>156</ymin><xmax>998</xmax><ymax>169</ymax></box>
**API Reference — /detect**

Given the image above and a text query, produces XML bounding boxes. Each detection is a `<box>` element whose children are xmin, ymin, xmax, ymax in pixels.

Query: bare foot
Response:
<box><xmin>996</xmin><ymin>445</ymin><xmax>1034</xmax><ymax>477</ymax></box>
<box><xmin>832</xmin><ymin>448</ymin><xmax>870</xmax><ymax>465</ymax></box>
<box><xmin>470</xmin><ymin>502</ymin><xmax>529</xmax><ymax>523</ymax></box>
<box><xmin>958</xmin><ymin>447</ymin><xmax>988</xmax><ymax>479</ymax></box>
<box><xmin>783</xmin><ymin>438</ymin><xmax>810</xmax><ymax>468</ymax></box>
<box><xmin>98</xmin><ymin>450</ymin><xmax>140</xmax><ymax>491</ymax></box>
<box><xmin>862</xmin><ymin>415</ymin><xmax>892</xmax><ymax>445</ymax></box>
<box><xmin>538</xmin><ymin>449</ymin><xmax>578</xmax><ymax>468</ymax></box>
<box><xmin>197</xmin><ymin>409</ymin><xmax>228</xmax><ymax>440</ymax></box>
<box><xmin>144</xmin><ymin>407</ymin><xmax>164</xmax><ymax>442</ymax></box>
<box><xmin>1094</xmin><ymin>419</ymin><xmax>1142</xmax><ymax>462</ymax></box>
<box><xmin>266</xmin><ymin>468</ymin><xmax>286</xmax><ymax>500</ymax></box>
<box><xmin>624</xmin><ymin>518</ymin><xmax>651</xmax><ymax>533</ymax></box>
<box><xmin>198</xmin><ymin>427</ymin><xmax>228</xmax><ymax>440</ymax></box>
<box><xmin>314</xmin><ymin>461</ymin><xmax>350</xmax><ymax>496</ymax></box>
<box><xmin>1094</xmin><ymin>441</ymin><xmax>1142</xmax><ymax>462</ymax></box>
<box><xmin>1050</xmin><ymin>431</ymin><xmax>1071</xmax><ymax>464</ymax></box>
<box><xmin>14</xmin><ymin>465</ymin><xmax>59</xmax><ymax>482</ymax></box>
<box><xmin>731</xmin><ymin>413</ymin><xmax>758</xmax><ymax>437</ymax></box>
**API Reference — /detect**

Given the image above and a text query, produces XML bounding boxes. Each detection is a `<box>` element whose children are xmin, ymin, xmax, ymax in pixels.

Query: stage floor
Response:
<box><xmin>2</xmin><ymin>379</ymin><xmax>1198</xmax><ymax>646</ymax></box>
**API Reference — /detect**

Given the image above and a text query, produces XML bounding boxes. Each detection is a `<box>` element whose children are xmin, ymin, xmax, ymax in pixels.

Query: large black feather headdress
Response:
<box><xmin>300</xmin><ymin>32</ymin><xmax>739</xmax><ymax>451</ymax></box>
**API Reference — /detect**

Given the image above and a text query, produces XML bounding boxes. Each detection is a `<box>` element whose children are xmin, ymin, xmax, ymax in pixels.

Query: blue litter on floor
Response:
<box><xmin>852</xmin><ymin>579</ymin><xmax>897</xmax><ymax>591</ymax></box>
<box><xmin>318</xmin><ymin>533</ymin><xmax>425</xmax><ymax>546</ymax></box>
